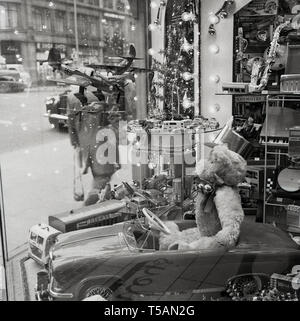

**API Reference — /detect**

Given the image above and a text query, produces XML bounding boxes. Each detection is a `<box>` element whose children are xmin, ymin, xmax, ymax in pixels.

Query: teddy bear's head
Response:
<box><xmin>197</xmin><ymin>145</ymin><xmax>247</xmax><ymax>187</ymax></box>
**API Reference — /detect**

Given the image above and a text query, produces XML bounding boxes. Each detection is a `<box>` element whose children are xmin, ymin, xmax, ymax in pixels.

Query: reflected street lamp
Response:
<box><xmin>74</xmin><ymin>0</ymin><xmax>80</xmax><ymax>63</ymax></box>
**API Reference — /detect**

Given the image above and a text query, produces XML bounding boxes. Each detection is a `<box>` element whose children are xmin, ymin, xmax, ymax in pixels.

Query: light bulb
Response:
<box><xmin>214</xmin><ymin>104</ymin><xmax>221</xmax><ymax>112</ymax></box>
<box><xmin>148</xmin><ymin>23</ymin><xmax>158</xmax><ymax>31</ymax></box>
<box><xmin>209</xmin><ymin>44</ymin><xmax>219</xmax><ymax>54</ymax></box>
<box><xmin>209</xmin><ymin>104</ymin><xmax>221</xmax><ymax>113</ymax></box>
<box><xmin>150</xmin><ymin>1</ymin><xmax>158</xmax><ymax>9</ymax></box>
<box><xmin>209</xmin><ymin>75</ymin><xmax>220</xmax><ymax>83</ymax></box>
<box><xmin>153</xmin><ymin>19</ymin><xmax>161</xmax><ymax>26</ymax></box>
<box><xmin>182</xmin><ymin>12</ymin><xmax>191</xmax><ymax>21</ymax></box>
<box><xmin>208</xmin><ymin>14</ymin><xmax>220</xmax><ymax>25</ymax></box>
<box><xmin>148</xmin><ymin>48</ymin><xmax>156</xmax><ymax>56</ymax></box>
<box><xmin>182</xmin><ymin>72</ymin><xmax>194</xmax><ymax>81</ymax></box>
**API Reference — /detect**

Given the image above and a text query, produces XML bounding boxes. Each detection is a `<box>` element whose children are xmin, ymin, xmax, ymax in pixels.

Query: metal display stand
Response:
<box><xmin>0</xmin><ymin>166</ymin><xmax>9</xmax><ymax>301</ymax></box>
<box><xmin>263</xmin><ymin>93</ymin><xmax>300</xmax><ymax>233</ymax></box>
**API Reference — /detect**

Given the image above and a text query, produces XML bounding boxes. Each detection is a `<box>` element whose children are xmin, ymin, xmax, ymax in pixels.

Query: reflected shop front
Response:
<box><xmin>1</xmin><ymin>0</ymin><xmax>300</xmax><ymax>303</ymax></box>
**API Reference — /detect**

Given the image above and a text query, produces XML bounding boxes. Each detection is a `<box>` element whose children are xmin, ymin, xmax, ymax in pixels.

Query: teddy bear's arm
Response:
<box><xmin>213</xmin><ymin>186</ymin><xmax>244</xmax><ymax>248</ymax></box>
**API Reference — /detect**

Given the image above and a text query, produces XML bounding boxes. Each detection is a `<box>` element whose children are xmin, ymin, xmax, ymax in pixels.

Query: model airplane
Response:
<box><xmin>86</xmin><ymin>44</ymin><xmax>147</xmax><ymax>75</ymax></box>
<box><xmin>47</xmin><ymin>44</ymin><xmax>146</xmax><ymax>95</ymax></box>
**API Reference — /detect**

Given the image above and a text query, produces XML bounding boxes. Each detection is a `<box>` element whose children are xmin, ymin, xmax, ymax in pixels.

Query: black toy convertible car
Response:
<box><xmin>38</xmin><ymin>209</ymin><xmax>300</xmax><ymax>301</ymax></box>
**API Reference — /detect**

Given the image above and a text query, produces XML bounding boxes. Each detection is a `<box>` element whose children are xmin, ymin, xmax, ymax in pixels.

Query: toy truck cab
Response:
<box><xmin>28</xmin><ymin>224</ymin><xmax>62</xmax><ymax>266</ymax></box>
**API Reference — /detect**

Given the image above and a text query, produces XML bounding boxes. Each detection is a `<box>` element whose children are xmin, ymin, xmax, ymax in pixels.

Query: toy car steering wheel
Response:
<box><xmin>142</xmin><ymin>208</ymin><xmax>171</xmax><ymax>235</ymax></box>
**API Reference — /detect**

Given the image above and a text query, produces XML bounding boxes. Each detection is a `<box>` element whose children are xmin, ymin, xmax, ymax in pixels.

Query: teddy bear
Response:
<box><xmin>159</xmin><ymin>144</ymin><xmax>247</xmax><ymax>251</ymax></box>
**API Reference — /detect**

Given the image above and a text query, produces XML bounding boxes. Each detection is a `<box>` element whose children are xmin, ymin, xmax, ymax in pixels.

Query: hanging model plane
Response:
<box><xmin>47</xmin><ymin>44</ymin><xmax>148</xmax><ymax>95</ymax></box>
<box><xmin>86</xmin><ymin>44</ymin><xmax>147</xmax><ymax>76</ymax></box>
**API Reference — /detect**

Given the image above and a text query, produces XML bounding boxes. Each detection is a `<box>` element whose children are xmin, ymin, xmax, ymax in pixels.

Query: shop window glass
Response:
<box><xmin>0</xmin><ymin>3</ymin><xmax>20</xmax><ymax>29</ymax></box>
<box><xmin>0</xmin><ymin>0</ymin><xmax>147</xmax><ymax>276</ymax></box>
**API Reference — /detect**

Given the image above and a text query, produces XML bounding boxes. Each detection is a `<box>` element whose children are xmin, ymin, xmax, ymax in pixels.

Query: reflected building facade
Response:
<box><xmin>0</xmin><ymin>0</ymin><xmax>148</xmax><ymax>84</ymax></box>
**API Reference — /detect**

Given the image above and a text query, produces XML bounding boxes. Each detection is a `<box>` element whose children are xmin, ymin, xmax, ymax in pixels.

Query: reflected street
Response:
<box><xmin>0</xmin><ymin>87</ymin><xmax>91</xmax><ymax>253</ymax></box>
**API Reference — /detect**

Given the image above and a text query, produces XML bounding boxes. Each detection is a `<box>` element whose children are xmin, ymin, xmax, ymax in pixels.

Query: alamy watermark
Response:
<box><xmin>92</xmin><ymin>120</ymin><xmax>207</xmax><ymax>170</ymax></box>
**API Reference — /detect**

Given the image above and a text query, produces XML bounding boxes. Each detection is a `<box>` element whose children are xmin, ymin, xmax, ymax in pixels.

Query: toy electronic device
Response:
<box><xmin>277</xmin><ymin>168</ymin><xmax>300</xmax><ymax>193</ymax></box>
<box><xmin>162</xmin><ymin>120</ymin><xmax>192</xmax><ymax>131</ymax></box>
<box><xmin>28</xmin><ymin>224</ymin><xmax>62</xmax><ymax>266</ymax></box>
<box><xmin>260</xmin><ymin>108</ymin><xmax>300</xmax><ymax>148</ymax></box>
<box><xmin>48</xmin><ymin>200</ymin><xmax>127</xmax><ymax>233</ymax></box>
<box><xmin>287</xmin><ymin>205</ymin><xmax>300</xmax><ymax>229</ymax></box>
<box><xmin>289</xmin><ymin>127</ymin><xmax>300</xmax><ymax>158</ymax></box>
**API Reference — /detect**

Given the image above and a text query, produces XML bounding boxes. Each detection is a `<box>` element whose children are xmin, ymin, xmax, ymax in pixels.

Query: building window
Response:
<box><xmin>68</xmin><ymin>13</ymin><xmax>74</xmax><ymax>33</ymax></box>
<box><xmin>78</xmin><ymin>14</ymin><xmax>88</xmax><ymax>35</ymax></box>
<box><xmin>32</xmin><ymin>7</ymin><xmax>52</xmax><ymax>32</ymax></box>
<box><xmin>90</xmin><ymin>17</ymin><xmax>98</xmax><ymax>37</ymax></box>
<box><xmin>55</xmin><ymin>11</ymin><xmax>66</xmax><ymax>33</ymax></box>
<box><xmin>116</xmin><ymin>0</ymin><xmax>125</xmax><ymax>11</ymax></box>
<box><xmin>0</xmin><ymin>3</ymin><xmax>20</xmax><ymax>29</ymax></box>
<box><xmin>103</xmin><ymin>19</ymin><xmax>125</xmax><ymax>62</ymax></box>
<box><xmin>103</xmin><ymin>0</ymin><xmax>114</xmax><ymax>9</ymax></box>
<box><xmin>88</xmin><ymin>0</ymin><xmax>99</xmax><ymax>6</ymax></box>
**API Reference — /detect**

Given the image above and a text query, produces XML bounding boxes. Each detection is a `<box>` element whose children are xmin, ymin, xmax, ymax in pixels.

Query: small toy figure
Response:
<box><xmin>159</xmin><ymin>145</ymin><xmax>247</xmax><ymax>251</ymax></box>
<box><xmin>236</xmin><ymin>116</ymin><xmax>256</xmax><ymax>140</ymax></box>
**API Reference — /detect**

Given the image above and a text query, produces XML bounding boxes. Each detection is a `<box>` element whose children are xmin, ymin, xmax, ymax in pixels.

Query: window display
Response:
<box><xmin>0</xmin><ymin>0</ymin><xmax>300</xmax><ymax>305</ymax></box>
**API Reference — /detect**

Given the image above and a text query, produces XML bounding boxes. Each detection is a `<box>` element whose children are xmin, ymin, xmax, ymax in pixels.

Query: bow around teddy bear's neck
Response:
<box><xmin>195</xmin><ymin>180</ymin><xmax>223</xmax><ymax>237</ymax></box>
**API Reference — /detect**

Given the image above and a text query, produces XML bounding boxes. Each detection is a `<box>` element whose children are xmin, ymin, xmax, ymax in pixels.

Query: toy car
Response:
<box><xmin>28</xmin><ymin>224</ymin><xmax>62</xmax><ymax>266</ymax></box>
<box><xmin>36</xmin><ymin>210</ymin><xmax>300</xmax><ymax>301</ymax></box>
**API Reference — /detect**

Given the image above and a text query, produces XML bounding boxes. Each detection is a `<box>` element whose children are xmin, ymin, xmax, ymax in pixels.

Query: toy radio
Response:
<box><xmin>28</xmin><ymin>224</ymin><xmax>61</xmax><ymax>266</ymax></box>
<box><xmin>270</xmin><ymin>273</ymin><xmax>300</xmax><ymax>296</ymax></box>
<box><xmin>162</xmin><ymin>120</ymin><xmax>192</xmax><ymax>131</ymax></box>
<box><xmin>287</xmin><ymin>204</ymin><xmax>300</xmax><ymax>229</ymax></box>
<box><xmin>289</xmin><ymin>126</ymin><xmax>300</xmax><ymax>158</ymax></box>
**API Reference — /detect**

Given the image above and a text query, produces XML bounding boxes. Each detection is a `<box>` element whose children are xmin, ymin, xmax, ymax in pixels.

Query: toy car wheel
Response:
<box><xmin>0</xmin><ymin>83</ymin><xmax>10</xmax><ymax>93</ymax></box>
<box><xmin>79</xmin><ymin>282</ymin><xmax>113</xmax><ymax>301</ymax></box>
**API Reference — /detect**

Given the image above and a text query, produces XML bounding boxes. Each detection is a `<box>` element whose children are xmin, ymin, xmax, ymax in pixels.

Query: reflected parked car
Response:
<box><xmin>7</xmin><ymin>65</ymin><xmax>32</xmax><ymax>88</ymax></box>
<box><xmin>39</xmin><ymin>216</ymin><xmax>300</xmax><ymax>301</ymax></box>
<box><xmin>44</xmin><ymin>89</ymin><xmax>70</xmax><ymax>130</ymax></box>
<box><xmin>0</xmin><ymin>69</ymin><xmax>26</xmax><ymax>93</ymax></box>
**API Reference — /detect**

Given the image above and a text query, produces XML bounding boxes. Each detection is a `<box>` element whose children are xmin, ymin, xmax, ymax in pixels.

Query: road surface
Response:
<box><xmin>0</xmin><ymin>87</ymin><xmax>131</xmax><ymax>253</ymax></box>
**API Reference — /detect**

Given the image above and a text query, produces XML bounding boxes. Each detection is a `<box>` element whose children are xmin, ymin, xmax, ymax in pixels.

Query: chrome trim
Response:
<box><xmin>49</xmin><ymin>277</ymin><xmax>74</xmax><ymax>299</ymax></box>
<box><xmin>44</xmin><ymin>113</ymin><xmax>68</xmax><ymax>120</ymax></box>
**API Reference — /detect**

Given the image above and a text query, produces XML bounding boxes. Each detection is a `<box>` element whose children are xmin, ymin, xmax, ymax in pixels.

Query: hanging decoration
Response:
<box><xmin>208</xmin><ymin>0</ymin><xmax>235</xmax><ymax>36</ymax></box>
<box><xmin>148</xmin><ymin>0</ymin><xmax>199</xmax><ymax>120</ymax></box>
<box><xmin>149</xmin><ymin>0</ymin><xmax>167</xmax><ymax>31</ymax></box>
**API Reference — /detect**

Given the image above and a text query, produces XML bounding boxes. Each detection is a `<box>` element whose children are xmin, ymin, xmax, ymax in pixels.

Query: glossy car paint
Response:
<box><xmin>47</xmin><ymin>221</ymin><xmax>300</xmax><ymax>301</ymax></box>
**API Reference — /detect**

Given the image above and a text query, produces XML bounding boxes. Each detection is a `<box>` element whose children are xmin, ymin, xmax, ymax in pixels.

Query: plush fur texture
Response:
<box><xmin>160</xmin><ymin>145</ymin><xmax>247</xmax><ymax>251</ymax></box>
